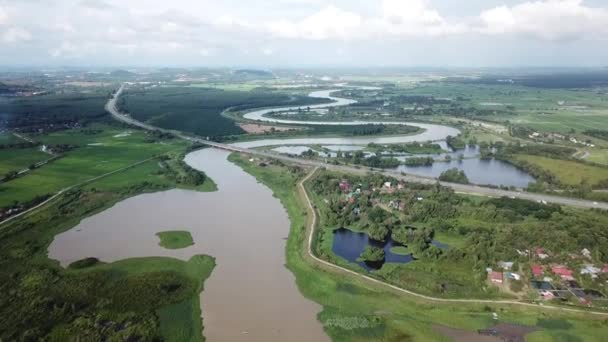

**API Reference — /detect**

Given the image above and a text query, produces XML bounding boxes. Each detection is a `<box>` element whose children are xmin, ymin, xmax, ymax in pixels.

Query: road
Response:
<box><xmin>297</xmin><ymin>167</ymin><xmax>608</xmax><ymax>317</ymax></box>
<box><xmin>106</xmin><ymin>86</ymin><xmax>608</xmax><ymax>210</ymax></box>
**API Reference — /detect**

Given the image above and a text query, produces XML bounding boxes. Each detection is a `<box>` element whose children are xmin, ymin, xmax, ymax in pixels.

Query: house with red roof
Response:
<box><xmin>490</xmin><ymin>271</ymin><xmax>503</xmax><ymax>284</ymax></box>
<box><xmin>603</xmin><ymin>265</ymin><xmax>608</xmax><ymax>273</ymax></box>
<box><xmin>552</xmin><ymin>265</ymin><xmax>574</xmax><ymax>280</ymax></box>
<box><xmin>531</xmin><ymin>264</ymin><xmax>544</xmax><ymax>277</ymax></box>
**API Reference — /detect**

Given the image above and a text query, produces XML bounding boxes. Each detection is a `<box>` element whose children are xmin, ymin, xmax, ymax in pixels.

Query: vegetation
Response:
<box><xmin>438</xmin><ymin>168</ymin><xmax>470</xmax><ymax>184</ymax></box>
<box><xmin>118</xmin><ymin>86</ymin><xmax>328</xmax><ymax>137</ymax></box>
<box><xmin>446</xmin><ymin>135</ymin><xmax>466</xmax><ymax>150</ymax></box>
<box><xmin>0</xmin><ymin>91</ymin><xmax>111</xmax><ymax>132</ymax></box>
<box><xmin>229</xmin><ymin>152</ymin><xmax>608</xmax><ymax>341</ymax></box>
<box><xmin>358</xmin><ymin>246</ymin><xmax>385</xmax><ymax>262</ymax></box>
<box><xmin>404</xmin><ymin>156</ymin><xmax>434</xmax><ymax>167</ymax></box>
<box><xmin>338</xmin><ymin>151</ymin><xmax>401</xmax><ymax>169</ymax></box>
<box><xmin>514</xmin><ymin>155</ymin><xmax>608</xmax><ymax>187</ymax></box>
<box><xmin>307</xmin><ymin>170</ymin><xmax>608</xmax><ymax>301</ymax></box>
<box><xmin>0</xmin><ymin>179</ymin><xmax>215</xmax><ymax>341</ymax></box>
<box><xmin>157</xmin><ymin>230</ymin><xmax>195</xmax><ymax>250</ymax></box>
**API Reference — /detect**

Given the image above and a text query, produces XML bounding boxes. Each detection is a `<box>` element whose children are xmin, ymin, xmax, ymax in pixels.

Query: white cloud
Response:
<box><xmin>1</xmin><ymin>0</ymin><xmax>608</xmax><ymax>66</ymax></box>
<box><xmin>268</xmin><ymin>5</ymin><xmax>362</xmax><ymax>40</ymax></box>
<box><xmin>49</xmin><ymin>41</ymin><xmax>78</xmax><ymax>57</ymax></box>
<box><xmin>0</xmin><ymin>7</ymin><xmax>7</xmax><ymax>25</ymax></box>
<box><xmin>479</xmin><ymin>0</ymin><xmax>608</xmax><ymax>40</ymax></box>
<box><xmin>2</xmin><ymin>27</ymin><xmax>32</xmax><ymax>43</ymax></box>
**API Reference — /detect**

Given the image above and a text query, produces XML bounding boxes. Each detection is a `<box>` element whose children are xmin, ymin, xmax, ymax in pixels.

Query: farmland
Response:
<box><xmin>0</xmin><ymin>148</ymin><xmax>49</xmax><ymax>175</ymax></box>
<box><xmin>514</xmin><ymin>155</ymin><xmax>608</xmax><ymax>186</ymax></box>
<box><xmin>0</xmin><ymin>126</ymin><xmax>188</xmax><ymax>207</ymax></box>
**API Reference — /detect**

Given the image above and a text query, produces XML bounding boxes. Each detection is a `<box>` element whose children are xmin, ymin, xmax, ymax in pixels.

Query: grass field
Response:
<box><xmin>0</xmin><ymin>147</ymin><xmax>49</xmax><ymax>174</ymax></box>
<box><xmin>0</xmin><ymin>132</ymin><xmax>22</xmax><ymax>144</ymax></box>
<box><xmin>0</xmin><ymin>126</ymin><xmax>188</xmax><ymax>207</ymax></box>
<box><xmin>229</xmin><ymin>152</ymin><xmax>608</xmax><ymax>341</ymax></box>
<box><xmin>514</xmin><ymin>154</ymin><xmax>608</xmax><ymax>186</ymax></box>
<box><xmin>402</xmin><ymin>82</ymin><xmax>608</xmax><ymax>133</ymax></box>
<box><xmin>586</xmin><ymin>149</ymin><xmax>608</xmax><ymax>166</ymax></box>
<box><xmin>157</xmin><ymin>230</ymin><xmax>195</xmax><ymax>249</ymax></box>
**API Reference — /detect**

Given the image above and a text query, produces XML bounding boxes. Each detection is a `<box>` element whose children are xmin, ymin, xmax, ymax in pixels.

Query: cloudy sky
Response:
<box><xmin>1</xmin><ymin>0</ymin><xmax>607</xmax><ymax>67</ymax></box>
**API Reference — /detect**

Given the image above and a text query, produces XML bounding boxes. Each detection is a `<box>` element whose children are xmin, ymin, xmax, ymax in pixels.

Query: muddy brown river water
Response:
<box><xmin>48</xmin><ymin>148</ymin><xmax>329</xmax><ymax>341</ymax></box>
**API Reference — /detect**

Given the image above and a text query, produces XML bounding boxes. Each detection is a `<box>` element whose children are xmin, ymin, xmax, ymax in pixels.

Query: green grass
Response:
<box><xmin>156</xmin><ymin>230</ymin><xmax>195</xmax><ymax>249</ymax></box>
<box><xmin>0</xmin><ymin>128</ymin><xmax>189</xmax><ymax>207</ymax></box>
<box><xmin>389</xmin><ymin>246</ymin><xmax>410</xmax><ymax>255</ymax></box>
<box><xmin>229</xmin><ymin>152</ymin><xmax>608</xmax><ymax>341</ymax></box>
<box><xmin>0</xmin><ymin>132</ymin><xmax>22</xmax><ymax>144</ymax></box>
<box><xmin>514</xmin><ymin>154</ymin><xmax>608</xmax><ymax>186</ymax></box>
<box><xmin>0</xmin><ymin>147</ymin><xmax>49</xmax><ymax>174</ymax></box>
<box><xmin>586</xmin><ymin>149</ymin><xmax>608</xmax><ymax>166</ymax></box>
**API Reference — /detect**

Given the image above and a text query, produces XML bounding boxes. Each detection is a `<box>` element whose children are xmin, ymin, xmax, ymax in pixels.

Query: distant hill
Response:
<box><xmin>109</xmin><ymin>69</ymin><xmax>136</xmax><ymax>77</ymax></box>
<box><xmin>233</xmin><ymin>69</ymin><xmax>274</xmax><ymax>79</ymax></box>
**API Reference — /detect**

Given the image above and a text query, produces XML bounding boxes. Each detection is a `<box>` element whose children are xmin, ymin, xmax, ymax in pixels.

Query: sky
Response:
<box><xmin>1</xmin><ymin>0</ymin><xmax>608</xmax><ymax>68</ymax></box>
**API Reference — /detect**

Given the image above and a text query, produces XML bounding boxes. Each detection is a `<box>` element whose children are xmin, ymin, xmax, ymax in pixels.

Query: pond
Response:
<box><xmin>395</xmin><ymin>157</ymin><xmax>536</xmax><ymax>188</ymax></box>
<box><xmin>332</xmin><ymin>228</ymin><xmax>448</xmax><ymax>271</ymax></box>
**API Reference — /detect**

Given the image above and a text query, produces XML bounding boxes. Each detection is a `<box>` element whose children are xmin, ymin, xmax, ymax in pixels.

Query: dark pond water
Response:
<box><xmin>395</xmin><ymin>156</ymin><xmax>535</xmax><ymax>188</ymax></box>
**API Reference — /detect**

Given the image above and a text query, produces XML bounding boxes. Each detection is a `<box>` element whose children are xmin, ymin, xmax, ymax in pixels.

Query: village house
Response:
<box><xmin>498</xmin><ymin>261</ymin><xmax>514</xmax><ymax>270</ymax></box>
<box><xmin>551</xmin><ymin>265</ymin><xmax>574</xmax><ymax>280</ymax></box>
<box><xmin>531</xmin><ymin>264</ymin><xmax>544</xmax><ymax>277</ymax></box>
<box><xmin>490</xmin><ymin>271</ymin><xmax>503</xmax><ymax>284</ymax></box>
<box><xmin>580</xmin><ymin>265</ymin><xmax>602</xmax><ymax>279</ymax></box>
<box><xmin>581</xmin><ymin>248</ymin><xmax>592</xmax><ymax>259</ymax></box>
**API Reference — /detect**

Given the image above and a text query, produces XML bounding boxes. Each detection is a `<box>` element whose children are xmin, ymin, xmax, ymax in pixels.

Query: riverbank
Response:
<box><xmin>229</xmin><ymin>152</ymin><xmax>608</xmax><ymax>341</ymax></box>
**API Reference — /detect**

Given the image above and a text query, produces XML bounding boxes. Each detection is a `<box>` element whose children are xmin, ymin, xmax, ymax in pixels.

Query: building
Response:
<box><xmin>531</xmin><ymin>264</ymin><xmax>544</xmax><ymax>277</ymax></box>
<box><xmin>581</xmin><ymin>248</ymin><xmax>592</xmax><ymax>259</ymax></box>
<box><xmin>498</xmin><ymin>261</ymin><xmax>514</xmax><ymax>270</ymax></box>
<box><xmin>551</xmin><ymin>265</ymin><xmax>574</xmax><ymax>280</ymax></box>
<box><xmin>490</xmin><ymin>271</ymin><xmax>503</xmax><ymax>284</ymax></box>
<box><xmin>580</xmin><ymin>265</ymin><xmax>601</xmax><ymax>279</ymax></box>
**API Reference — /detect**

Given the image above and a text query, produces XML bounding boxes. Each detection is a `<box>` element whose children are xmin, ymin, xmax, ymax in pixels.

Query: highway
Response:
<box><xmin>106</xmin><ymin>86</ymin><xmax>608</xmax><ymax>210</ymax></box>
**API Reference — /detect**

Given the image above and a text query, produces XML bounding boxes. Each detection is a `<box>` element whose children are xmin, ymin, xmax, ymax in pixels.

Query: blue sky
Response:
<box><xmin>0</xmin><ymin>0</ymin><xmax>607</xmax><ymax>67</ymax></box>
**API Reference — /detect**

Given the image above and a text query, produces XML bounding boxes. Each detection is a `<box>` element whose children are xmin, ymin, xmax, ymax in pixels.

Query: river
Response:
<box><xmin>49</xmin><ymin>148</ymin><xmax>329</xmax><ymax>342</ymax></box>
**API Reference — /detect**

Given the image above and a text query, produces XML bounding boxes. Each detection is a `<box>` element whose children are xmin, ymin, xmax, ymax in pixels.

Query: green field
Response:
<box><xmin>0</xmin><ymin>126</ymin><xmax>187</xmax><ymax>207</ymax></box>
<box><xmin>0</xmin><ymin>132</ymin><xmax>22</xmax><ymax>144</ymax></box>
<box><xmin>0</xmin><ymin>148</ymin><xmax>49</xmax><ymax>174</ymax></box>
<box><xmin>229</xmin><ymin>153</ymin><xmax>608</xmax><ymax>341</ymax></box>
<box><xmin>515</xmin><ymin>154</ymin><xmax>608</xmax><ymax>186</ymax></box>
<box><xmin>157</xmin><ymin>230</ymin><xmax>195</xmax><ymax>249</ymax></box>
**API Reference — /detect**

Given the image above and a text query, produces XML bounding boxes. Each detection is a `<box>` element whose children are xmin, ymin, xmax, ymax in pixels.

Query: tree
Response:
<box><xmin>358</xmin><ymin>246</ymin><xmax>385</xmax><ymax>262</ymax></box>
<box><xmin>438</xmin><ymin>168</ymin><xmax>469</xmax><ymax>184</ymax></box>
